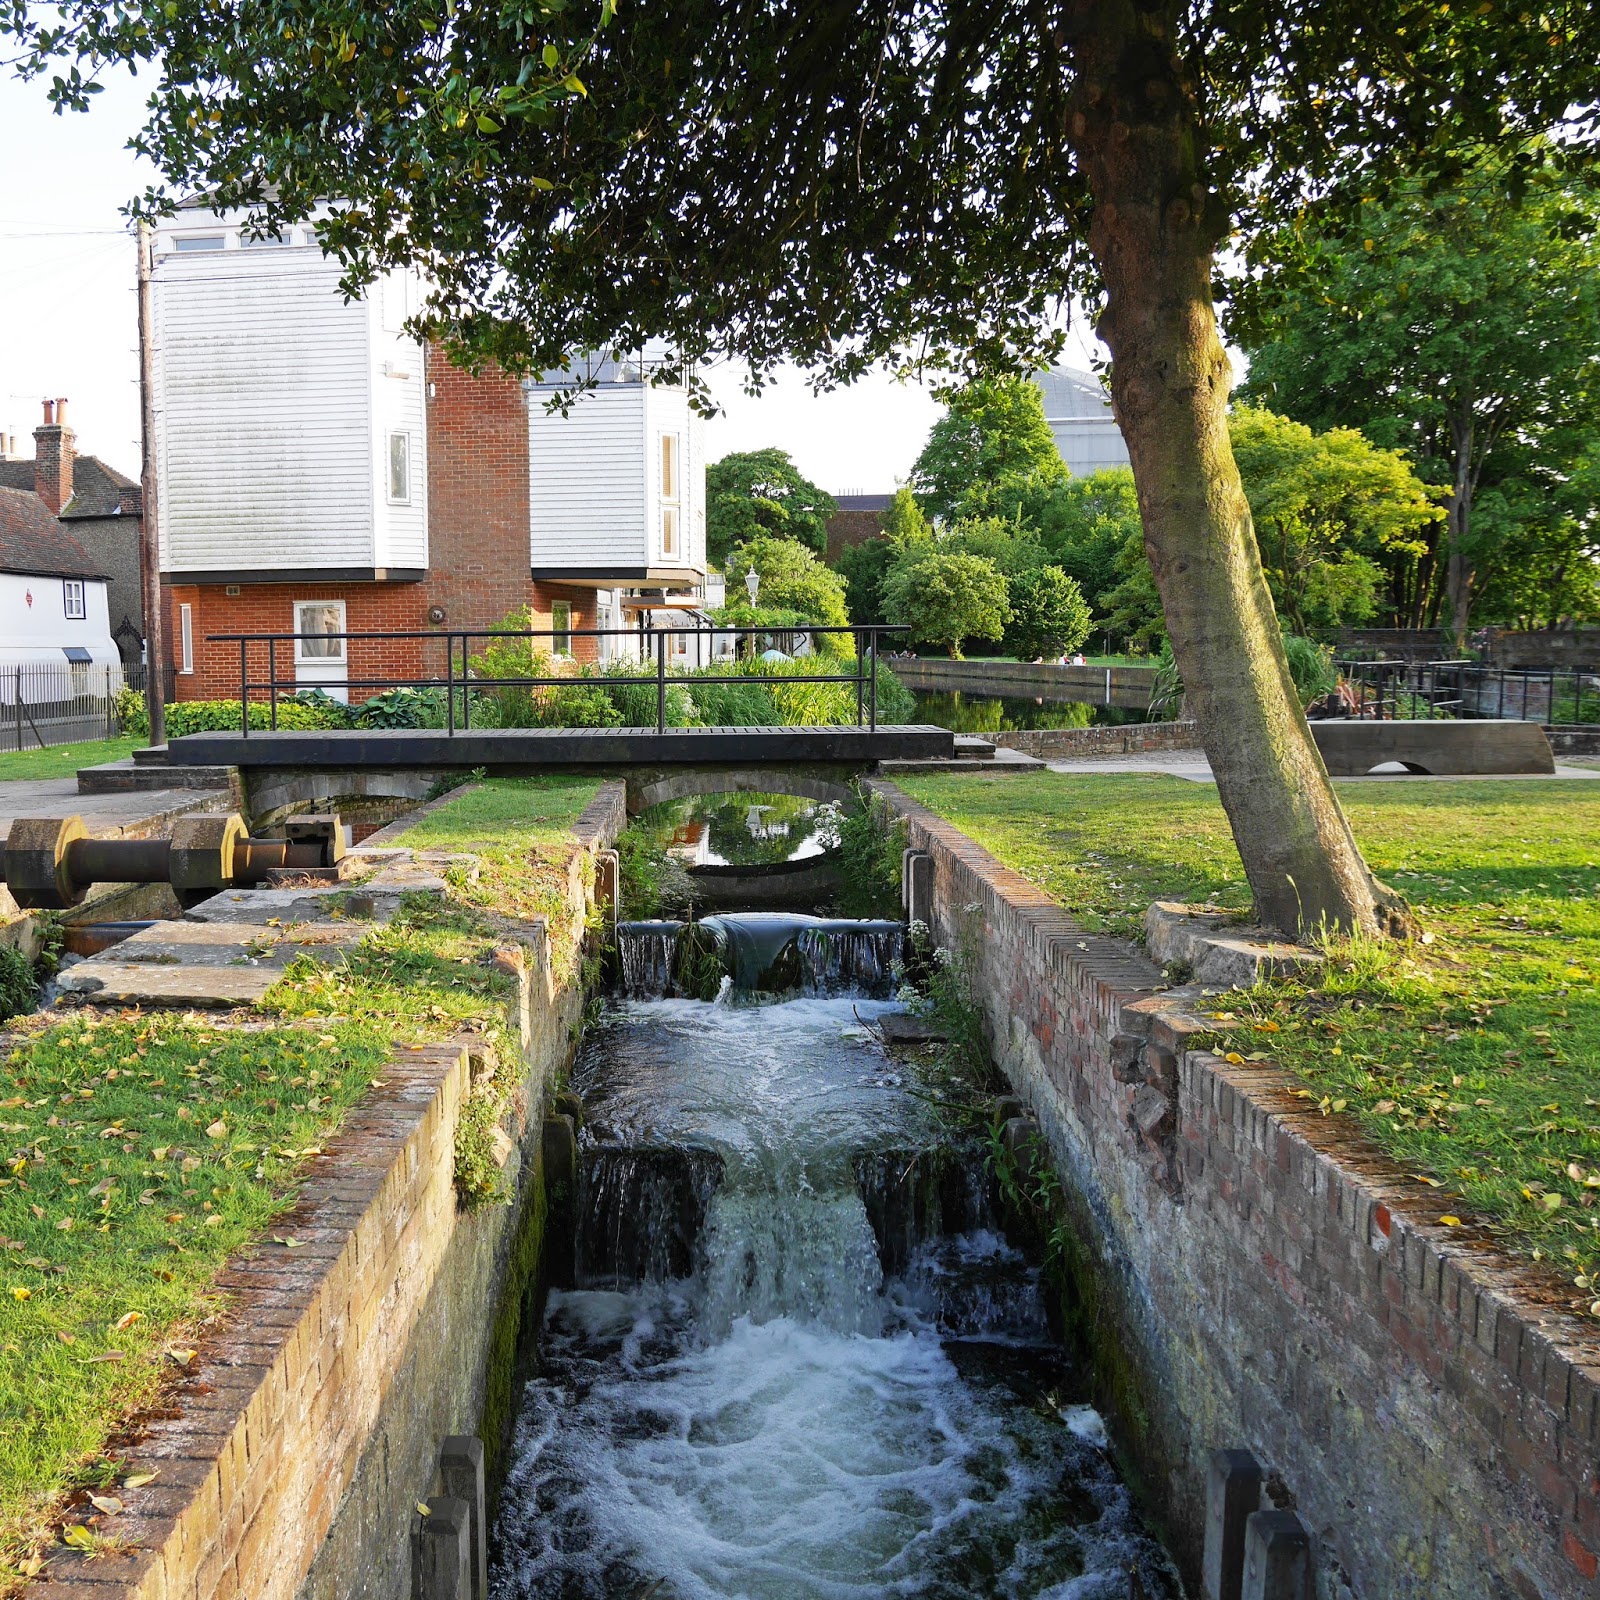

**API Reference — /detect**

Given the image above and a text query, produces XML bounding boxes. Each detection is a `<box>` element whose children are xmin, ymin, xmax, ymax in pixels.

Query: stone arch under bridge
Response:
<box><xmin>625</xmin><ymin>764</ymin><xmax>864</xmax><ymax>816</ymax></box>
<box><xmin>244</xmin><ymin>768</ymin><xmax>441</xmax><ymax>829</ymax></box>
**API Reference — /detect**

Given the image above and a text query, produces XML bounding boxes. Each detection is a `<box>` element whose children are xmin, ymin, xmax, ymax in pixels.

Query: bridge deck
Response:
<box><xmin>163</xmin><ymin>724</ymin><xmax>956</xmax><ymax>770</ymax></box>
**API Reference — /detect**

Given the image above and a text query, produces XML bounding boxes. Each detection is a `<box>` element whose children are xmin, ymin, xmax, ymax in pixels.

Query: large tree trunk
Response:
<box><xmin>1444</xmin><ymin>406</ymin><xmax>1476</xmax><ymax>651</ymax></box>
<box><xmin>1061</xmin><ymin>0</ymin><xmax>1408</xmax><ymax>939</ymax></box>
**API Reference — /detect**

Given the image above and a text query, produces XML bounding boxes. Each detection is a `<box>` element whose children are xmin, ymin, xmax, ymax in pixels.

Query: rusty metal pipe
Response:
<box><xmin>65</xmin><ymin>837</ymin><xmax>173</xmax><ymax>886</ymax></box>
<box><xmin>231</xmin><ymin>840</ymin><xmax>325</xmax><ymax>884</ymax></box>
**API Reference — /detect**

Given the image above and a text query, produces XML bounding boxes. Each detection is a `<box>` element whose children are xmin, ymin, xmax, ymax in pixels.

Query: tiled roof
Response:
<box><xmin>0</xmin><ymin>456</ymin><xmax>143</xmax><ymax>518</ymax></box>
<box><xmin>0</xmin><ymin>487</ymin><xmax>108</xmax><ymax>579</ymax></box>
<box><xmin>833</xmin><ymin>493</ymin><xmax>893</xmax><ymax>512</ymax></box>
<box><xmin>61</xmin><ymin>456</ymin><xmax>142</xmax><ymax>520</ymax></box>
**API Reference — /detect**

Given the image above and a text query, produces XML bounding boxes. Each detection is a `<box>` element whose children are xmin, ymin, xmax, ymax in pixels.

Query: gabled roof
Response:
<box><xmin>0</xmin><ymin>456</ymin><xmax>143</xmax><ymax>519</ymax></box>
<box><xmin>61</xmin><ymin>457</ymin><xmax>142</xmax><ymax>520</ymax></box>
<box><xmin>1033</xmin><ymin>367</ymin><xmax>1117</xmax><ymax>422</ymax></box>
<box><xmin>0</xmin><ymin>487</ymin><xmax>108</xmax><ymax>580</ymax></box>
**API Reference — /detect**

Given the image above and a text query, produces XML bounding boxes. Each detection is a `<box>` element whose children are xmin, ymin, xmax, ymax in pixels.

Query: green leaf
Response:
<box><xmin>541</xmin><ymin>42</ymin><xmax>558</xmax><ymax>67</ymax></box>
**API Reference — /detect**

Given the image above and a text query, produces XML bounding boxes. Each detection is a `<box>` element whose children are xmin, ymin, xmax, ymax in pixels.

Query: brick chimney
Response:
<box><xmin>33</xmin><ymin>397</ymin><xmax>75</xmax><ymax>514</ymax></box>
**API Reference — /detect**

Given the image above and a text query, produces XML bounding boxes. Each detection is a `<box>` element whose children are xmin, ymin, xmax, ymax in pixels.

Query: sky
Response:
<box><xmin>0</xmin><ymin>67</ymin><xmax>1105</xmax><ymax>491</ymax></box>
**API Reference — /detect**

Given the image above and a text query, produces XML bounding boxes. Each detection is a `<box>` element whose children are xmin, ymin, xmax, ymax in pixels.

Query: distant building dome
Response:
<box><xmin>1032</xmin><ymin>367</ymin><xmax>1131</xmax><ymax>477</ymax></box>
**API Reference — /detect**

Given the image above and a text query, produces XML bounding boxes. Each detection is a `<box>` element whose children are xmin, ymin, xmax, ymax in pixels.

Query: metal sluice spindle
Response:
<box><xmin>1</xmin><ymin>813</ymin><xmax>346</xmax><ymax>910</ymax></box>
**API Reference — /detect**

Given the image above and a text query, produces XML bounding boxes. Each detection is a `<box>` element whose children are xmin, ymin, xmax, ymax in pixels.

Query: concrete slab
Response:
<box><xmin>56</xmin><ymin>913</ymin><xmax>363</xmax><ymax>1006</ymax></box>
<box><xmin>0</xmin><ymin>778</ymin><xmax>229</xmax><ymax>841</ymax></box>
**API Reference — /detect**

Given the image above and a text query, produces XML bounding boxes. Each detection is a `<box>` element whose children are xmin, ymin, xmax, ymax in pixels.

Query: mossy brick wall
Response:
<box><xmin>986</xmin><ymin>720</ymin><xmax>1199</xmax><ymax>759</ymax></box>
<box><xmin>871</xmin><ymin>779</ymin><xmax>1600</xmax><ymax>1600</ymax></box>
<box><xmin>33</xmin><ymin>783</ymin><xmax>624</xmax><ymax>1600</ymax></box>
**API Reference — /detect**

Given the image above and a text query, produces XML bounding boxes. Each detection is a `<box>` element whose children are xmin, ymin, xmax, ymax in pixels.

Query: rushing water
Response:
<box><xmin>492</xmin><ymin>967</ymin><xmax>1180</xmax><ymax>1600</ymax></box>
<box><xmin>616</xmin><ymin>914</ymin><xmax>904</xmax><ymax>1001</ymax></box>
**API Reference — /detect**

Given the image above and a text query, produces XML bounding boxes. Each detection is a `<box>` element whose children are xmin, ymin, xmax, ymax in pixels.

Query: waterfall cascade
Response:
<box><xmin>493</xmin><ymin>918</ymin><xmax>1179</xmax><ymax>1599</ymax></box>
<box><xmin>615</xmin><ymin>913</ymin><xmax>904</xmax><ymax>1001</ymax></box>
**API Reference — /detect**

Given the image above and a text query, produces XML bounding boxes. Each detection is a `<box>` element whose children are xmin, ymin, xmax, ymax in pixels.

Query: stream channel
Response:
<box><xmin>491</xmin><ymin>914</ymin><xmax>1180</xmax><ymax>1599</ymax></box>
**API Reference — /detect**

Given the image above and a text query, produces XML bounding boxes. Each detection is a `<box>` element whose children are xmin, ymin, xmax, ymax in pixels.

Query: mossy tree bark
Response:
<box><xmin>1063</xmin><ymin>0</ymin><xmax>1408</xmax><ymax>939</ymax></box>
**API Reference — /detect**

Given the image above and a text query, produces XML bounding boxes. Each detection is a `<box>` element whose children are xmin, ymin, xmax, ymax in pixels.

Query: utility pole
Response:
<box><xmin>136</xmin><ymin>219</ymin><xmax>168</xmax><ymax>748</ymax></box>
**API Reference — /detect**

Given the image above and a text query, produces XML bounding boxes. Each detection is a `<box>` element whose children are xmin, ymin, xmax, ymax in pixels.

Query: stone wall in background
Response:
<box><xmin>889</xmin><ymin>655</ymin><xmax>1157</xmax><ymax>711</ymax></box>
<box><xmin>987</xmin><ymin>720</ymin><xmax>1200</xmax><ymax>758</ymax></box>
<box><xmin>872</xmin><ymin>779</ymin><xmax>1600</xmax><ymax>1600</ymax></box>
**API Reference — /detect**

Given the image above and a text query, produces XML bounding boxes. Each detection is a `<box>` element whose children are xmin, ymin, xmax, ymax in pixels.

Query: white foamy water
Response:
<box><xmin>492</xmin><ymin>995</ymin><xmax>1179</xmax><ymax>1599</ymax></box>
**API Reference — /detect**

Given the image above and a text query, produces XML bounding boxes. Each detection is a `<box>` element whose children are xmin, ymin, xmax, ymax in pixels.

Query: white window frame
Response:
<box><xmin>551</xmin><ymin>600</ymin><xmax>573</xmax><ymax>658</ymax></box>
<box><xmin>293</xmin><ymin>600</ymin><xmax>348</xmax><ymax>665</ymax></box>
<box><xmin>62</xmin><ymin>580</ymin><xmax>86</xmax><ymax>620</ymax></box>
<box><xmin>179</xmin><ymin>604</ymin><xmax>194</xmax><ymax>675</ymax></box>
<box><xmin>660</xmin><ymin>433</ymin><xmax>682</xmax><ymax>559</ymax></box>
<box><xmin>387</xmin><ymin>432</ymin><xmax>412</xmax><ymax>504</ymax></box>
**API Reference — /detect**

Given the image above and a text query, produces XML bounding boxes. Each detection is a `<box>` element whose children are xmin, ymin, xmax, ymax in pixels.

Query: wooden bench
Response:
<box><xmin>1309</xmin><ymin>719</ymin><xmax>1555</xmax><ymax>776</ymax></box>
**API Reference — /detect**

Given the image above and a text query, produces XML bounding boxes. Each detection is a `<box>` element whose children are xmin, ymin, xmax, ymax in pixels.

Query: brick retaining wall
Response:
<box><xmin>890</xmin><ymin>655</ymin><xmax>1157</xmax><ymax>710</ymax></box>
<box><xmin>987</xmin><ymin>720</ymin><xmax>1199</xmax><ymax>758</ymax></box>
<box><xmin>871</xmin><ymin>779</ymin><xmax>1600</xmax><ymax>1599</ymax></box>
<box><xmin>34</xmin><ymin>783</ymin><xmax>625</xmax><ymax>1600</ymax></box>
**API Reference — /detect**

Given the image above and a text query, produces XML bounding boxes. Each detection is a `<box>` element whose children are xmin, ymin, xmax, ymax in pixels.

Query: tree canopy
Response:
<box><xmin>1228</xmin><ymin>404</ymin><xmax>1441</xmax><ymax>634</ymax></box>
<box><xmin>721</xmin><ymin>534</ymin><xmax>850</xmax><ymax>630</ymax></box>
<box><xmin>909</xmin><ymin>376</ymin><xmax>1063</xmax><ymax>524</ymax></box>
<box><xmin>882</xmin><ymin>550</ymin><xmax>1010</xmax><ymax>659</ymax></box>
<box><xmin>705</xmin><ymin>449</ymin><xmax>837</xmax><ymax>567</ymax></box>
<box><xmin>1237</xmin><ymin>156</ymin><xmax>1600</xmax><ymax>642</ymax></box>
<box><xmin>18</xmin><ymin>0</ymin><xmax>1599</xmax><ymax>935</ymax></box>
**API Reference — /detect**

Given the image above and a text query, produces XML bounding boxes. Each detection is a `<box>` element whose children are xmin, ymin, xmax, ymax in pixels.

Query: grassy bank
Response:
<box><xmin>897</xmin><ymin>771</ymin><xmax>1600</xmax><ymax>1312</ymax></box>
<box><xmin>0</xmin><ymin>740</ymin><xmax>138</xmax><ymax>783</ymax></box>
<box><xmin>0</xmin><ymin>775</ymin><xmax>601</xmax><ymax>1581</ymax></box>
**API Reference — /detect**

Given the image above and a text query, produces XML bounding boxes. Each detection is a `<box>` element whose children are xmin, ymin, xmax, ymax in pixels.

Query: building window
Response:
<box><xmin>388</xmin><ymin>432</ymin><xmax>411</xmax><ymax>504</ymax></box>
<box><xmin>179</xmin><ymin>604</ymin><xmax>194</xmax><ymax>675</ymax></box>
<box><xmin>294</xmin><ymin>601</ymin><xmax>347</xmax><ymax>662</ymax></box>
<box><xmin>551</xmin><ymin>601</ymin><xmax>573</xmax><ymax>658</ymax></box>
<box><xmin>241</xmin><ymin>230</ymin><xmax>291</xmax><ymax>248</ymax></box>
<box><xmin>173</xmin><ymin>235</ymin><xmax>227</xmax><ymax>252</ymax></box>
<box><xmin>62</xmin><ymin>580</ymin><xmax>86</xmax><ymax>619</ymax></box>
<box><xmin>660</xmin><ymin>433</ymin><xmax>681</xmax><ymax>558</ymax></box>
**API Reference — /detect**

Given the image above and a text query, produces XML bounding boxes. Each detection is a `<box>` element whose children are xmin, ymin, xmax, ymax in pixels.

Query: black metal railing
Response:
<box><xmin>205</xmin><ymin>624</ymin><xmax>908</xmax><ymax>736</ymax></box>
<box><xmin>1333</xmin><ymin>658</ymin><xmax>1599</xmax><ymax>724</ymax></box>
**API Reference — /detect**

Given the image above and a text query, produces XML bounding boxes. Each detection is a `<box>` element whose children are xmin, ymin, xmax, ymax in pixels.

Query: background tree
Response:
<box><xmin>910</xmin><ymin>377</ymin><xmax>1064</xmax><ymax>525</ymax></box>
<box><xmin>19</xmin><ymin>0</ymin><xmax>1599</xmax><ymax>935</ymax></box>
<box><xmin>1005</xmin><ymin>566</ymin><xmax>1093</xmax><ymax>661</ymax></box>
<box><xmin>721</xmin><ymin>535</ymin><xmax>850</xmax><ymax>629</ymax></box>
<box><xmin>834</xmin><ymin>487</ymin><xmax>932</xmax><ymax>625</ymax></box>
<box><xmin>706</xmin><ymin>450</ymin><xmax>837</xmax><ymax>567</ymax></box>
<box><xmin>1237</xmin><ymin>157</ymin><xmax>1600</xmax><ymax>645</ymax></box>
<box><xmin>882</xmin><ymin>551</ymin><xmax>1010</xmax><ymax>659</ymax></box>
<box><xmin>1228</xmin><ymin>405</ymin><xmax>1441</xmax><ymax>633</ymax></box>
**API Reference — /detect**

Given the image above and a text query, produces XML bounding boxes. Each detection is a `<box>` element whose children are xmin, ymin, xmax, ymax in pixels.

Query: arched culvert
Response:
<box><xmin>625</xmin><ymin>766</ymin><xmax>860</xmax><ymax>816</ymax></box>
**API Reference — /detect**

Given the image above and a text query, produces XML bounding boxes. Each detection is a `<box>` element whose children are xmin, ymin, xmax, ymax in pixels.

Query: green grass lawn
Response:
<box><xmin>0</xmin><ymin>740</ymin><xmax>138</xmax><ymax>784</ymax></box>
<box><xmin>0</xmin><ymin>776</ymin><xmax>602</xmax><ymax>1580</ymax></box>
<box><xmin>897</xmin><ymin>771</ymin><xmax>1600</xmax><ymax>1314</ymax></box>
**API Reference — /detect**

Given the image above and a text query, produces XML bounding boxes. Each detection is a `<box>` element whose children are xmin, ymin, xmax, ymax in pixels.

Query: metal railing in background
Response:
<box><xmin>1333</xmin><ymin>659</ymin><xmax>1599</xmax><ymax>724</ymax></box>
<box><xmin>0</xmin><ymin>661</ymin><xmax>131</xmax><ymax>753</ymax></box>
<box><xmin>205</xmin><ymin>625</ymin><xmax>908</xmax><ymax>736</ymax></box>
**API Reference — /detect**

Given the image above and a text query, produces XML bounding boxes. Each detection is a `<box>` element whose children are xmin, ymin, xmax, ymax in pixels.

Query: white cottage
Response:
<box><xmin>0</xmin><ymin>483</ymin><xmax>120</xmax><ymax>713</ymax></box>
<box><xmin>525</xmin><ymin>356</ymin><xmax>708</xmax><ymax>665</ymax></box>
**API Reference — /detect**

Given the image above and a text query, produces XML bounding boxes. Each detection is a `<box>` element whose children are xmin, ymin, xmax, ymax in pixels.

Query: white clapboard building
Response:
<box><xmin>150</xmin><ymin>200</ymin><xmax>707</xmax><ymax>697</ymax></box>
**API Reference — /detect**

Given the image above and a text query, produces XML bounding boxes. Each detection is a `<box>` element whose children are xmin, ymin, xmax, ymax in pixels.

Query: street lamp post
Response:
<box><xmin>744</xmin><ymin>570</ymin><xmax>759</xmax><ymax>658</ymax></box>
